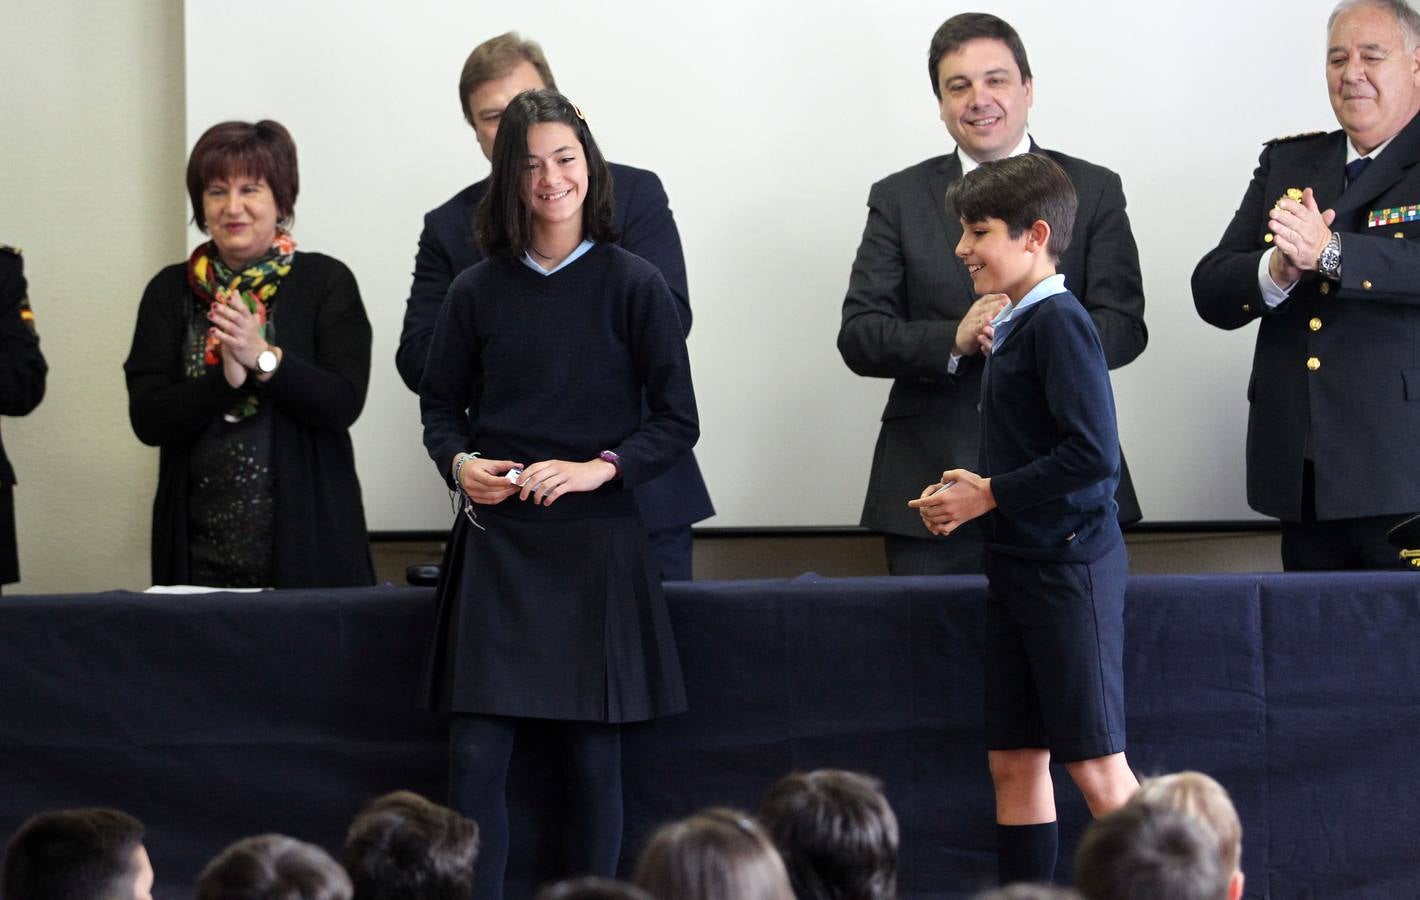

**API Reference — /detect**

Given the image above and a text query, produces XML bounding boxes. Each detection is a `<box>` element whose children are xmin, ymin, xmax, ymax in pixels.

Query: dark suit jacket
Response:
<box><xmin>397</xmin><ymin>162</ymin><xmax>712</xmax><ymax>531</ymax></box>
<box><xmin>0</xmin><ymin>247</ymin><xmax>47</xmax><ymax>583</ymax></box>
<box><xmin>1193</xmin><ymin>115</ymin><xmax>1420</xmax><ymax>522</ymax></box>
<box><xmin>838</xmin><ymin>147</ymin><xmax>1147</xmax><ymax>538</ymax></box>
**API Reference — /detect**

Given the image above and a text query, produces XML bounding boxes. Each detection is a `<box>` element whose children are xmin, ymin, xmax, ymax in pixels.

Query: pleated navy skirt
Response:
<box><xmin>420</xmin><ymin>505</ymin><xmax>687</xmax><ymax>723</ymax></box>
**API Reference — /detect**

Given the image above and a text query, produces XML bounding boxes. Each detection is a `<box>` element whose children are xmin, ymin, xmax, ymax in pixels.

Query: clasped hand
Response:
<box><xmin>954</xmin><ymin>293</ymin><xmax>1010</xmax><ymax>357</ymax></box>
<box><xmin>208</xmin><ymin>291</ymin><xmax>271</xmax><ymax>387</ymax></box>
<box><xmin>459</xmin><ymin>457</ymin><xmax>615</xmax><ymax>507</ymax></box>
<box><xmin>907</xmin><ymin>469</ymin><xmax>996</xmax><ymax>536</ymax></box>
<box><xmin>1268</xmin><ymin>187</ymin><xmax>1338</xmax><ymax>284</ymax></box>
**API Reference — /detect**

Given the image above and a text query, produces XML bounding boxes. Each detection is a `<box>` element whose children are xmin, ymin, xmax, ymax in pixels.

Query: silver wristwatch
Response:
<box><xmin>1317</xmin><ymin>232</ymin><xmax>1342</xmax><ymax>280</ymax></box>
<box><xmin>256</xmin><ymin>348</ymin><xmax>280</xmax><ymax>374</ymax></box>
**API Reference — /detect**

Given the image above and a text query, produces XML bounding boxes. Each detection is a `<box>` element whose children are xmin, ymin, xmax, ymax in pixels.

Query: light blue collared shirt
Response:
<box><xmin>988</xmin><ymin>273</ymin><xmax>1067</xmax><ymax>352</ymax></box>
<box><xmin>522</xmin><ymin>238</ymin><xmax>596</xmax><ymax>275</ymax></box>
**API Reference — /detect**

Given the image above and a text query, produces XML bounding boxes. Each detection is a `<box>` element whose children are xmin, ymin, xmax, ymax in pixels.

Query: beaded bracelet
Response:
<box><xmin>450</xmin><ymin>452</ymin><xmax>486</xmax><ymax>531</ymax></box>
<box><xmin>452</xmin><ymin>451</ymin><xmax>481</xmax><ymax>491</ymax></box>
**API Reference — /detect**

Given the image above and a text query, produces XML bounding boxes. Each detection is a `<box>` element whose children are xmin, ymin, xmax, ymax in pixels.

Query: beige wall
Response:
<box><xmin>0</xmin><ymin>2</ymin><xmax>1285</xmax><ymax>593</ymax></box>
<box><xmin>0</xmin><ymin>0</ymin><xmax>186</xmax><ymax>593</ymax></box>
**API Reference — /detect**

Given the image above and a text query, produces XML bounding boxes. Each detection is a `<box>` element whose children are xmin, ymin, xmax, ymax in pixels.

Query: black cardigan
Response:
<box><xmin>124</xmin><ymin>251</ymin><xmax>374</xmax><ymax>587</ymax></box>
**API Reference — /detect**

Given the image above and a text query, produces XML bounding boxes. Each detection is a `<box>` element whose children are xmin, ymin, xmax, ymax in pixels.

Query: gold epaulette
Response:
<box><xmin>1264</xmin><ymin>131</ymin><xmax>1327</xmax><ymax>146</ymax></box>
<box><xmin>0</xmin><ymin>244</ymin><xmax>20</xmax><ymax>256</ymax></box>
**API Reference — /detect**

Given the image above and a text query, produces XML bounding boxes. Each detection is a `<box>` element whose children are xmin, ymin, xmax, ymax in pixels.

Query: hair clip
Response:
<box><xmin>572</xmin><ymin>103</ymin><xmax>586</xmax><ymax>121</ymax></box>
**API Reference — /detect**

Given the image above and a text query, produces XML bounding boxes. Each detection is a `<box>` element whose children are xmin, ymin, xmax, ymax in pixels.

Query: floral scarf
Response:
<box><xmin>184</xmin><ymin>231</ymin><xmax>296</xmax><ymax>421</ymax></box>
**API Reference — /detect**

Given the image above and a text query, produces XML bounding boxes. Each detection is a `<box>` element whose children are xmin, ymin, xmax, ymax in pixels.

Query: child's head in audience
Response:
<box><xmin>198</xmin><ymin>834</ymin><xmax>350</xmax><ymax>900</ymax></box>
<box><xmin>974</xmin><ymin>886</ymin><xmax>1084</xmax><ymax>900</ymax></box>
<box><xmin>632</xmin><ymin>808</ymin><xmax>794</xmax><ymax>900</ymax></box>
<box><xmin>2</xmin><ymin>808</ymin><xmax>153</xmax><ymax>900</ymax></box>
<box><xmin>342</xmin><ymin>791</ymin><xmax>479</xmax><ymax>900</ymax></box>
<box><xmin>536</xmin><ymin>876</ymin><xmax>656</xmax><ymax>900</ymax></box>
<box><xmin>759</xmin><ymin>769</ymin><xmax>898</xmax><ymax>900</ymax></box>
<box><xmin>1130</xmin><ymin>772</ymin><xmax>1243</xmax><ymax>900</ymax></box>
<box><xmin>1074</xmin><ymin>802</ymin><xmax>1227</xmax><ymax>900</ymax></box>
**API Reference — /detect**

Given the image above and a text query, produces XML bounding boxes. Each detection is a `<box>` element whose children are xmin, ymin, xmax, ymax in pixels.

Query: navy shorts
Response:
<box><xmin>982</xmin><ymin>539</ymin><xmax>1128</xmax><ymax>763</ymax></box>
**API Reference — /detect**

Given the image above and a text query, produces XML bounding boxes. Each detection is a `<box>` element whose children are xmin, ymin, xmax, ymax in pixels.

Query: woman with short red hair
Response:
<box><xmin>124</xmin><ymin>119</ymin><xmax>373</xmax><ymax>589</ymax></box>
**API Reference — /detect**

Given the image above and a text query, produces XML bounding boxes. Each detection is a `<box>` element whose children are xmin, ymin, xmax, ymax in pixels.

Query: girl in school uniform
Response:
<box><xmin>419</xmin><ymin>88</ymin><xmax>699</xmax><ymax>898</ymax></box>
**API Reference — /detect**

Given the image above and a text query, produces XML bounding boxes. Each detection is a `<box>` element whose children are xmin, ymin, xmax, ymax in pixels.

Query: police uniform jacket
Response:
<box><xmin>0</xmin><ymin>247</ymin><xmax>47</xmax><ymax>584</ymax></box>
<box><xmin>1192</xmin><ymin>113</ymin><xmax>1420</xmax><ymax>521</ymax></box>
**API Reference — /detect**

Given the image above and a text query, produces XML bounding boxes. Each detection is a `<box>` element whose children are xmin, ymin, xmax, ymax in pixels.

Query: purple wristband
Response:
<box><xmin>598</xmin><ymin>450</ymin><xmax>621</xmax><ymax>478</ymax></box>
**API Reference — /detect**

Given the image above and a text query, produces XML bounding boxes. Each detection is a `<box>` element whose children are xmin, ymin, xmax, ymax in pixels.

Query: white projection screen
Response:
<box><xmin>185</xmin><ymin>0</ymin><xmax>1340</xmax><ymax>531</ymax></box>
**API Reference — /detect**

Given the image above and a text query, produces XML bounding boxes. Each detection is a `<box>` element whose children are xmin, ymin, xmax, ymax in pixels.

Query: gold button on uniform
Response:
<box><xmin>1397</xmin><ymin>232</ymin><xmax>1407</xmax><ymax>239</ymax></box>
<box><xmin>1264</xmin><ymin>233</ymin><xmax>1274</xmax><ymax>243</ymax></box>
<box><xmin>1307</xmin><ymin>356</ymin><xmax>1321</xmax><ymax>371</ymax></box>
<box><xmin>1363</xmin><ymin>280</ymin><xmax>1374</xmax><ymax>290</ymax></box>
<box><xmin>1309</xmin><ymin>317</ymin><xmax>1322</xmax><ymax>331</ymax></box>
<box><xmin>1320</xmin><ymin>282</ymin><xmax>1331</xmax><ymax>295</ymax></box>
<box><xmin>1242</xmin><ymin>304</ymin><xmax>1252</xmax><ymax>312</ymax></box>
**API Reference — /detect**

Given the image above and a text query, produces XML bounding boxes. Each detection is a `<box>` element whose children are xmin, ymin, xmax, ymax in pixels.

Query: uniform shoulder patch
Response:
<box><xmin>1264</xmin><ymin>131</ymin><xmax>1327</xmax><ymax>146</ymax></box>
<box><xmin>0</xmin><ymin>243</ymin><xmax>20</xmax><ymax>257</ymax></box>
<box><xmin>18</xmin><ymin>295</ymin><xmax>38</xmax><ymax>333</ymax></box>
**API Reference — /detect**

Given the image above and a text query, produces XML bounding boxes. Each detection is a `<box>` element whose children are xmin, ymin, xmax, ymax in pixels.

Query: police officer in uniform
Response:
<box><xmin>1193</xmin><ymin>0</ymin><xmax>1420</xmax><ymax>569</ymax></box>
<box><xmin>0</xmin><ymin>244</ymin><xmax>47</xmax><ymax>592</ymax></box>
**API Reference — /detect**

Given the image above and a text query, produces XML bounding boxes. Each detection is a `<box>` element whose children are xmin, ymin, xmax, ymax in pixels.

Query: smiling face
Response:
<box><xmin>955</xmin><ymin>215</ymin><xmax>1049</xmax><ymax>302</ymax></box>
<box><xmin>937</xmin><ymin>37</ymin><xmax>1033</xmax><ymax>163</ymax></box>
<box><xmin>203</xmin><ymin>173</ymin><xmax>279</xmax><ymax>269</ymax></box>
<box><xmin>467</xmin><ymin>60</ymin><xmax>549</xmax><ymax>162</ymax></box>
<box><xmin>1327</xmin><ymin>3</ymin><xmax>1420</xmax><ymax>153</ymax></box>
<box><xmin>522</xmin><ymin>121</ymin><xmax>588</xmax><ymax>235</ymax></box>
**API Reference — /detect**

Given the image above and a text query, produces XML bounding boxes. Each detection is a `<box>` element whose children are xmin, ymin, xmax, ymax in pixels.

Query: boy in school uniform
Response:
<box><xmin>909</xmin><ymin>153</ymin><xmax>1138</xmax><ymax>886</ymax></box>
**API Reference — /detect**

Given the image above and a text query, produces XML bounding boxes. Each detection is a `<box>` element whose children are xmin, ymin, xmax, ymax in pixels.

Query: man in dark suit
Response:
<box><xmin>0</xmin><ymin>244</ymin><xmax>47</xmax><ymax>593</ymax></box>
<box><xmin>1193</xmin><ymin>0</ymin><xmax>1420</xmax><ymax>570</ymax></box>
<box><xmin>398</xmin><ymin>32</ymin><xmax>713</xmax><ymax>580</ymax></box>
<box><xmin>837</xmin><ymin>13</ymin><xmax>1147</xmax><ymax>575</ymax></box>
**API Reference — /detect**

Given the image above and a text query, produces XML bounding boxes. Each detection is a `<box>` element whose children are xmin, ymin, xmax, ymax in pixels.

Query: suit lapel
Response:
<box><xmin>1307</xmin><ymin>136</ymin><xmax>1348</xmax><ymax>213</ymax></box>
<box><xmin>932</xmin><ymin>154</ymin><xmax>977</xmax><ymax>297</ymax></box>
<box><xmin>462</xmin><ymin>179</ymin><xmax>489</xmax><ymax>264</ymax></box>
<box><xmin>1333</xmin><ymin>115</ymin><xmax>1420</xmax><ymax>222</ymax></box>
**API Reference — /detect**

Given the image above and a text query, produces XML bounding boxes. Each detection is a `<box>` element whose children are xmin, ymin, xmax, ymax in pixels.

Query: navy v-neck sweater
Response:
<box><xmin>980</xmin><ymin>290</ymin><xmax>1122</xmax><ymax>562</ymax></box>
<box><xmin>420</xmin><ymin>243</ymin><xmax>699</xmax><ymax>520</ymax></box>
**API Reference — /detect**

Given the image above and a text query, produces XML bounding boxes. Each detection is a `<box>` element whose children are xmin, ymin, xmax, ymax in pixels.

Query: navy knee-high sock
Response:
<box><xmin>449</xmin><ymin>715</ymin><xmax>517</xmax><ymax>900</ymax></box>
<box><xmin>997</xmin><ymin>821</ymin><xmax>1058</xmax><ymax>885</ymax></box>
<box><xmin>552</xmin><ymin>721</ymin><xmax>624</xmax><ymax>879</ymax></box>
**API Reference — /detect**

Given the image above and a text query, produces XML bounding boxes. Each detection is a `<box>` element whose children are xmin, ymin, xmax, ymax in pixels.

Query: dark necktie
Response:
<box><xmin>1346</xmin><ymin>156</ymin><xmax>1372</xmax><ymax>185</ymax></box>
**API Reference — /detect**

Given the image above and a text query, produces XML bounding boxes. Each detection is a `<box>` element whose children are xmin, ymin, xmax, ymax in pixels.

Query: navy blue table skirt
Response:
<box><xmin>2</xmin><ymin>573</ymin><xmax>1417</xmax><ymax>898</ymax></box>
